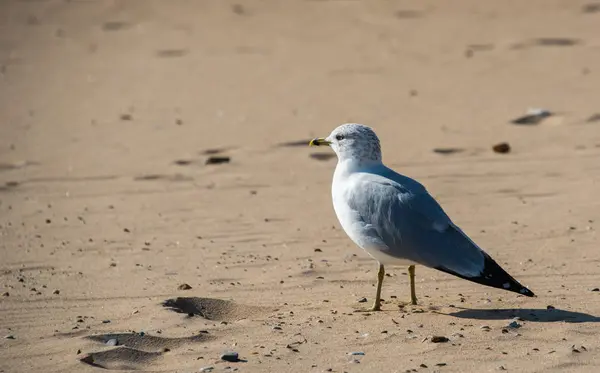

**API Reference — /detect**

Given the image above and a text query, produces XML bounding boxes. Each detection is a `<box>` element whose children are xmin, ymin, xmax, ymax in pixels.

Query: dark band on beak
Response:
<box><xmin>309</xmin><ymin>138</ymin><xmax>331</xmax><ymax>146</ymax></box>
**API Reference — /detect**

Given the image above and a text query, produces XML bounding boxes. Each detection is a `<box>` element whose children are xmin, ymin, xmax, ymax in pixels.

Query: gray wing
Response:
<box><xmin>346</xmin><ymin>168</ymin><xmax>535</xmax><ymax>296</ymax></box>
<box><xmin>346</xmin><ymin>171</ymin><xmax>484</xmax><ymax>276</ymax></box>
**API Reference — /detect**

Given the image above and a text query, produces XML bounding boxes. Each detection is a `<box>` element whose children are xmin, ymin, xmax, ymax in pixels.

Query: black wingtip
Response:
<box><xmin>436</xmin><ymin>252</ymin><xmax>535</xmax><ymax>297</ymax></box>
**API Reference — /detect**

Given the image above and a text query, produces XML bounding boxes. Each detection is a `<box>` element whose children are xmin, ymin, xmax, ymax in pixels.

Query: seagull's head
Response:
<box><xmin>309</xmin><ymin>123</ymin><xmax>382</xmax><ymax>163</ymax></box>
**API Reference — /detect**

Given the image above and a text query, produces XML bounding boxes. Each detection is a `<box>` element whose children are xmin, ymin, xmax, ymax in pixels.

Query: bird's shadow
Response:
<box><xmin>446</xmin><ymin>307</ymin><xmax>600</xmax><ymax>323</ymax></box>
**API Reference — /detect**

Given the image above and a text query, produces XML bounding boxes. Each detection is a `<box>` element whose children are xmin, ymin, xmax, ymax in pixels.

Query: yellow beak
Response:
<box><xmin>309</xmin><ymin>138</ymin><xmax>331</xmax><ymax>146</ymax></box>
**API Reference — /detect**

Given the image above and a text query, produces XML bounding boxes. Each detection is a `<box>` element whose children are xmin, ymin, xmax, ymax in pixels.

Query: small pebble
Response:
<box><xmin>206</xmin><ymin>156</ymin><xmax>230</xmax><ymax>165</ymax></box>
<box><xmin>178</xmin><ymin>283</ymin><xmax>192</xmax><ymax>290</ymax></box>
<box><xmin>105</xmin><ymin>338</ymin><xmax>118</xmax><ymax>346</ymax></box>
<box><xmin>506</xmin><ymin>321</ymin><xmax>521</xmax><ymax>329</ymax></box>
<box><xmin>511</xmin><ymin>108</ymin><xmax>552</xmax><ymax>125</ymax></box>
<box><xmin>53</xmin><ymin>289</ymin><xmax>60</xmax><ymax>295</ymax></box>
<box><xmin>585</xmin><ymin>112</ymin><xmax>600</xmax><ymax>122</ymax></box>
<box><xmin>357</xmin><ymin>297</ymin><xmax>367</xmax><ymax>303</ymax></box>
<box><xmin>199</xmin><ymin>366</ymin><xmax>214</xmax><ymax>372</ymax></box>
<box><xmin>591</xmin><ymin>288</ymin><xmax>599</xmax><ymax>292</ymax></box>
<box><xmin>102</xmin><ymin>320</ymin><xmax>111</xmax><ymax>324</ymax></box>
<box><xmin>492</xmin><ymin>142</ymin><xmax>511</xmax><ymax>154</ymax></box>
<box><xmin>420</xmin><ymin>364</ymin><xmax>428</xmax><ymax>368</ymax></box>
<box><xmin>2</xmin><ymin>292</ymin><xmax>8</xmax><ymax>297</ymax></box>
<box><xmin>547</xmin><ymin>305</ymin><xmax>555</xmax><ymax>310</ymax></box>
<box><xmin>220</xmin><ymin>351</ymin><xmax>239</xmax><ymax>362</ymax></box>
<box><xmin>5</xmin><ymin>335</ymin><xmax>15</xmax><ymax>340</ymax></box>
<box><xmin>430</xmin><ymin>336</ymin><xmax>449</xmax><ymax>343</ymax></box>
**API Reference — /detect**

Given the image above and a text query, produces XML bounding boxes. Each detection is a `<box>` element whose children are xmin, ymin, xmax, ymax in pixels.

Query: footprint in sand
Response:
<box><xmin>80</xmin><ymin>298</ymin><xmax>273</xmax><ymax>369</ymax></box>
<box><xmin>86</xmin><ymin>332</ymin><xmax>213</xmax><ymax>351</ymax></box>
<box><xmin>80</xmin><ymin>346</ymin><xmax>163</xmax><ymax>370</ymax></box>
<box><xmin>80</xmin><ymin>332</ymin><xmax>213</xmax><ymax>370</ymax></box>
<box><xmin>162</xmin><ymin>296</ymin><xmax>276</xmax><ymax>321</ymax></box>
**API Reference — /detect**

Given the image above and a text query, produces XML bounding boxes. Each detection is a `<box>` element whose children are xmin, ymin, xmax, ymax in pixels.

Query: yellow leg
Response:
<box><xmin>371</xmin><ymin>264</ymin><xmax>385</xmax><ymax>311</ymax></box>
<box><xmin>409</xmin><ymin>265</ymin><xmax>417</xmax><ymax>305</ymax></box>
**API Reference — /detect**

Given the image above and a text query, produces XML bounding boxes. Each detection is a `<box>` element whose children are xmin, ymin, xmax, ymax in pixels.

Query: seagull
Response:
<box><xmin>309</xmin><ymin>123</ymin><xmax>534</xmax><ymax>311</ymax></box>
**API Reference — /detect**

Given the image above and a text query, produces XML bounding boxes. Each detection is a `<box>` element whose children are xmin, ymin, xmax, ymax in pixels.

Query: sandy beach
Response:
<box><xmin>1</xmin><ymin>1</ymin><xmax>600</xmax><ymax>372</ymax></box>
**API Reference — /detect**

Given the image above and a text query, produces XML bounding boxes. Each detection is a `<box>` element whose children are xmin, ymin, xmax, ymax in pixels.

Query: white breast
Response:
<box><xmin>331</xmin><ymin>166</ymin><xmax>415</xmax><ymax>266</ymax></box>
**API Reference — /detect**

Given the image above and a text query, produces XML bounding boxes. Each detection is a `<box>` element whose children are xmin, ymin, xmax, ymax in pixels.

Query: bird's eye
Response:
<box><xmin>335</xmin><ymin>134</ymin><xmax>345</xmax><ymax>141</ymax></box>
